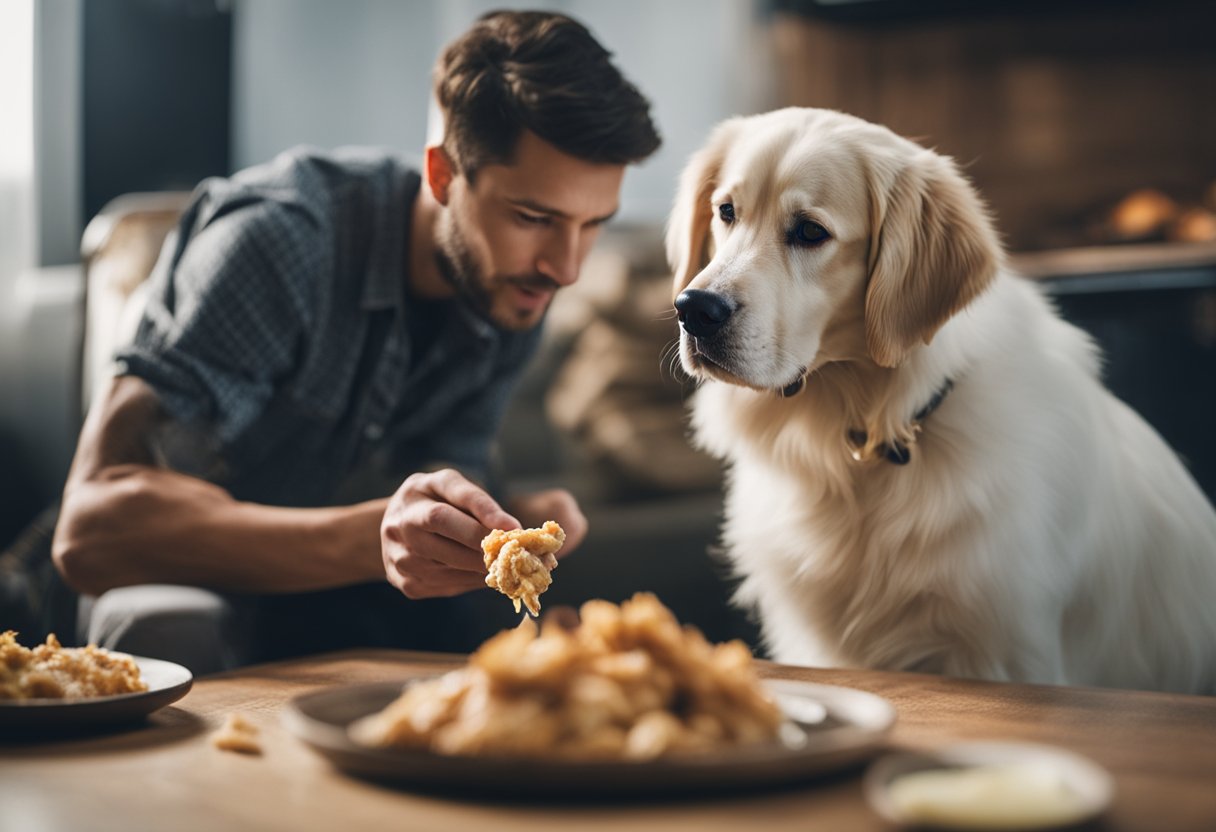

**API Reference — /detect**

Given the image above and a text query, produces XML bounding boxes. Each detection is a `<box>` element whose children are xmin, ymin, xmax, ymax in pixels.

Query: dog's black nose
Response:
<box><xmin>675</xmin><ymin>289</ymin><xmax>735</xmax><ymax>338</ymax></box>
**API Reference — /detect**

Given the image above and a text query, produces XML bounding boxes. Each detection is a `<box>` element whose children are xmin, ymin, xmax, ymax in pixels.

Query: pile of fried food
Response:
<box><xmin>349</xmin><ymin>592</ymin><xmax>785</xmax><ymax>760</ymax></box>
<box><xmin>0</xmin><ymin>631</ymin><xmax>147</xmax><ymax>700</ymax></box>
<box><xmin>482</xmin><ymin>520</ymin><xmax>565</xmax><ymax>617</ymax></box>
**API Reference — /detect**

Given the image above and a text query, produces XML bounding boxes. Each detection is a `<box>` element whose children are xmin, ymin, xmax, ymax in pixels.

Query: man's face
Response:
<box><xmin>433</xmin><ymin>130</ymin><xmax>626</xmax><ymax>331</ymax></box>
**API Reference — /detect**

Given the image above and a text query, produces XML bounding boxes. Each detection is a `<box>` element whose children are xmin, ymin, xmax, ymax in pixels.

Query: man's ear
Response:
<box><xmin>425</xmin><ymin>145</ymin><xmax>455</xmax><ymax>206</ymax></box>
<box><xmin>864</xmin><ymin>150</ymin><xmax>1003</xmax><ymax>368</ymax></box>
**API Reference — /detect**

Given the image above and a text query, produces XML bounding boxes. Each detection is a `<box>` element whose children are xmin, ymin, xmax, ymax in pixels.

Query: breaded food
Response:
<box><xmin>212</xmin><ymin>712</ymin><xmax>263</xmax><ymax>755</ymax></box>
<box><xmin>0</xmin><ymin>631</ymin><xmax>147</xmax><ymax>700</ymax></box>
<box><xmin>481</xmin><ymin>520</ymin><xmax>565</xmax><ymax>616</ymax></box>
<box><xmin>349</xmin><ymin>592</ymin><xmax>784</xmax><ymax>760</ymax></box>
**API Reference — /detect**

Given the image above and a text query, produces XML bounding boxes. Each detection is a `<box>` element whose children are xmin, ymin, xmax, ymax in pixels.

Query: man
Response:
<box><xmin>52</xmin><ymin>10</ymin><xmax>661</xmax><ymax>673</ymax></box>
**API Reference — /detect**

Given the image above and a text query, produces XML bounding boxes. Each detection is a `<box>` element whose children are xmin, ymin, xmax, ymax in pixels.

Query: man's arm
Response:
<box><xmin>52</xmin><ymin>375</ymin><xmax>386</xmax><ymax>596</ymax></box>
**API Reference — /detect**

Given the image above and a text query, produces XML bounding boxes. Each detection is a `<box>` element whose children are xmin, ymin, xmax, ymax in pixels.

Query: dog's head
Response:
<box><xmin>667</xmin><ymin>107</ymin><xmax>1002</xmax><ymax>391</ymax></box>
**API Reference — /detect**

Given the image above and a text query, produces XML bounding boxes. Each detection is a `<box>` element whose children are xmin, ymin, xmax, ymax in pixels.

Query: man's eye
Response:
<box><xmin>516</xmin><ymin>212</ymin><xmax>550</xmax><ymax>226</ymax></box>
<box><xmin>718</xmin><ymin>203</ymin><xmax>735</xmax><ymax>224</ymax></box>
<box><xmin>790</xmin><ymin>219</ymin><xmax>830</xmax><ymax>246</ymax></box>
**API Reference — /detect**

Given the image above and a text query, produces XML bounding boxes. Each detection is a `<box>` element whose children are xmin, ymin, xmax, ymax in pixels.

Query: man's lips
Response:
<box><xmin>510</xmin><ymin>283</ymin><xmax>555</xmax><ymax>311</ymax></box>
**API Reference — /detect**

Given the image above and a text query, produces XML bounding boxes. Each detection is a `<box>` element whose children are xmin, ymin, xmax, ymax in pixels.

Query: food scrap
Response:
<box><xmin>211</xmin><ymin>712</ymin><xmax>262</xmax><ymax>755</ymax></box>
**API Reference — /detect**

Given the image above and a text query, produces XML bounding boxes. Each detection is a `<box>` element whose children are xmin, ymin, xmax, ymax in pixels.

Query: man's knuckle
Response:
<box><xmin>380</xmin><ymin>516</ymin><xmax>402</xmax><ymax>541</ymax></box>
<box><xmin>402</xmin><ymin>472</ymin><xmax>427</xmax><ymax>493</ymax></box>
<box><xmin>437</xmin><ymin>468</ymin><xmax>466</xmax><ymax>487</ymax></box>
<box><xmin>421</xmin><ymin>502</ymin><xmax>448</xmax><ymax>528</ymax></box>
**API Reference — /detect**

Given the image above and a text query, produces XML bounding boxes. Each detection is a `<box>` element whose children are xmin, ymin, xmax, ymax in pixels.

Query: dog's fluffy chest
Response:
<box><xmin>693</xmin><ymin>380</ymin><xmax>1015</xmax><ymax>673</ymax></box>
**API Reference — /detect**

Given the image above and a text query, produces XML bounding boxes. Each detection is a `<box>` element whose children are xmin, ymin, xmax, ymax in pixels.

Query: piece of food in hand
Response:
<box><xmin>211</xmin><ymin>712</ymin><xmax>263</xmax><ymax>755</ymax></box>
<box><xmin>481</xmin><ymin>520</ymin><xmax>565</xmax><ymax>616</ymax></box>
<box><xmin>0</xmin><ymin>630</ymin><xmax>147</xmax><ymax>700</ymax></box>
<box><xmin>348</xmin><ymin>592</ymin><xmax>785</xmax><ymax>760</ymax></box>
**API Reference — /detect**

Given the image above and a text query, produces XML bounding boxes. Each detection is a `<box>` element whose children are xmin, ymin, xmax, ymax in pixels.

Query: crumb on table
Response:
<box><xmin>212</xmin><ymin>712</ymin><xmax>262</xmax><ymax>755</ymax></box>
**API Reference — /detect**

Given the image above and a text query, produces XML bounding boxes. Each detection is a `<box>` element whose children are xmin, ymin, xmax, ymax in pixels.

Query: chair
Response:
<box><xmin>76</xmin><ymin>191</ymin><xmax>191</xmax><ymax>421</ymax></box>
<box><xmin>0</xmin><ymin>192</ymin><xmax>190</xmax><ymax>645</ymax></box>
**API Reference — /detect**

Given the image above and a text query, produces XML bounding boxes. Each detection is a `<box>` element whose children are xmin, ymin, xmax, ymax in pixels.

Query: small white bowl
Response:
<box><xmin>865</xmin><ymin>741</ymin><xmax>1114</xmax><ymax>830</ymax></box>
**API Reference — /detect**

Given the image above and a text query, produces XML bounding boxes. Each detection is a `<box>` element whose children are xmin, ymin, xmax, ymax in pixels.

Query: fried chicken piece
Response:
<box><xmin>349</xmin><ymin>592</ymin><xmax>786</xmax><ymax>760</ymax></box>
<box><xmin>481</xmin><ymin>520</ymin><xmax>565</xmax><ymax>616</ymax></box>
<box><xmin>0</xmin><ymin>631</ymin><xmax>147</xmax><ymax>700</ymax></box>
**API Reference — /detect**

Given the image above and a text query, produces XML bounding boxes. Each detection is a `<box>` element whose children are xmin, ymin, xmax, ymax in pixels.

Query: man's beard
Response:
<box><xmin>433</xmin><ymin>212</ymin><xmax>560</xmax><ymax>331</ymax></box>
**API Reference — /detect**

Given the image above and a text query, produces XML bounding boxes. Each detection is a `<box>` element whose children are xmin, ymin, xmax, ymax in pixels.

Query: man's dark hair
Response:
<box><xmin>433</xmin><ymin>10</ymin><xmax>661</xmax><ymax>181</ymax></box>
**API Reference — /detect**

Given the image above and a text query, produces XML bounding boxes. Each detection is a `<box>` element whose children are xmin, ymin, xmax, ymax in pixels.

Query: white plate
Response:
<box><xmin>0</xmin><ymin>656</ymin><xmax>193</xmax><ymax>736</ymax></box>
<box><xmin>282</xmin><ymin>675</ymin><xmax>896</xmax><ymax>797</ymax></box>
<box><xmin>865</xmin><ymin>741</ymin><xmax>1114</xmax><ymax>830</ymax></box>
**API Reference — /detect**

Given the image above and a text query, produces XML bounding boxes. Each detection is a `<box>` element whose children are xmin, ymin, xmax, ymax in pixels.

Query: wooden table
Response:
<box><xmin>2</xmin><ymin>650</ymin><xmax>1214</xmax><ymax>832</ymax></box>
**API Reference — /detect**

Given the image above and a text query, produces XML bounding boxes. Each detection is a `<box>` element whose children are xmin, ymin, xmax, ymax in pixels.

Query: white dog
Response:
<box><xmin>668</xmin><ymin>107</ymin><xmax>1216</xmax><ymax>694</ymax></box>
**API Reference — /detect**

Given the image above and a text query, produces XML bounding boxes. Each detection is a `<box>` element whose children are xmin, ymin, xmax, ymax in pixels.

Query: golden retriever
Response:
<box><xmin>668</xmin><ymin>107</ymin><xmax>1216</xmax><ymax>694</ymax></box>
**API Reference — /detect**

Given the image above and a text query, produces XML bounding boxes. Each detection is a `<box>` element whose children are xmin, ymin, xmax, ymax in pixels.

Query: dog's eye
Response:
<box><xmin>790</xmin><ymin>219</ymin><xmax>830</xmax><ymax>247</ymax></box>
<box><xmin>718</xmin><ymin>203</ymin><xmax>735</xmax><ymax>224</ymax></box>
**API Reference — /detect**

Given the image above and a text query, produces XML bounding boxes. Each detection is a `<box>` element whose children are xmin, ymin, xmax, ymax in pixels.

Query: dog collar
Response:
<box><xmin>846</xmin><ymin>378</ymin><xmax>955</xmax><ymax>465</ymax></box>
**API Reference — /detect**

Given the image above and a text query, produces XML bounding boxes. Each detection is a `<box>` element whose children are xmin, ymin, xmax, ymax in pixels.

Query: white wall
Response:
<box><xmin>34</xmin><ymin>0</ymin><xmax>82</xmax><ymax>268</ymax></box>
<box><xmin>232</xmin><ymin>0</ymin><xmax>438</xmax><ymax>171</ymax></box>
<box><xmin>232</xmin><ymin>0</ymin><xmax>775</xmax><ymax>224</ymax></box>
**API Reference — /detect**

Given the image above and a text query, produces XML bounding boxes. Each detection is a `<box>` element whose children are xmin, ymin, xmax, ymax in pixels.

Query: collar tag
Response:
<box><xmin>846</xmin><ymin>378</ymin><xmax>954</xmax><ymax>467</ymax></box>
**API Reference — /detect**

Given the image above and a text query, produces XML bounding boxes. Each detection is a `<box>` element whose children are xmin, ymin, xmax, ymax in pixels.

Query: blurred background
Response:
<box><xmin>2</xmin><ymin>0</ymin><xmax>1214</xmax><ymax>649</ymax></box>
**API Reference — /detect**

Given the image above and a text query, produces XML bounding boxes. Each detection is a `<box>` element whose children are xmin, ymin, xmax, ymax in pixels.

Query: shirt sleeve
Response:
<box><xmin>114</xmin><ymin>196</ymin><xmax>325</xmax><ymax>446</ymax></box>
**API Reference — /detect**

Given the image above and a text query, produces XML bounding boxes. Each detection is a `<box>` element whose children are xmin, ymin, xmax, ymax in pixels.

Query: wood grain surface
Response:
<box><xmin>2</xmin><ymin>649</ymin><xmax>1214</xmax><ymax>832</ymax></box>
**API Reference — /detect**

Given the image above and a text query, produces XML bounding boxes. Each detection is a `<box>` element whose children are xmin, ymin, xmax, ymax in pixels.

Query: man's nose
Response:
<box><xmin>675</xmin><ymin>289</ymin><xmax>735</xmax><ymax>338</ymax></box>
<box><xmin>537</xmin><ymin>231</ymin><xmax>581</xmax><ymax>287</ymax></box>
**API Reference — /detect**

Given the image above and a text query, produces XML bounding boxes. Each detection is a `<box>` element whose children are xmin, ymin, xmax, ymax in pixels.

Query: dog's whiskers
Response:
<box><xmin>659</xmin><ymin>338</ymin><xmax>688</xmax><ymax>383</ymax></box>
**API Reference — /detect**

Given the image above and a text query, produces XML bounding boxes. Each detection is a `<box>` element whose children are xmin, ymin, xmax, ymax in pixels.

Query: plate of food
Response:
<box><xmin>283</xmin><ymin>593</ymin><xmax>896</xmax><ymax>796</ymax></box>
<box><xmin>0</xmin><ymin>631</ymin><xmax>193</xmax><ymax>734</ymax></box>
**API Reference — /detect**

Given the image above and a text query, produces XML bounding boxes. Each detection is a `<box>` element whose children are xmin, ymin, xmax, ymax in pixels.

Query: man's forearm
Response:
<box><xmin>53</xmin><ymin>465</ymin><xmax>388</xmax><ymax>596</ymax></box>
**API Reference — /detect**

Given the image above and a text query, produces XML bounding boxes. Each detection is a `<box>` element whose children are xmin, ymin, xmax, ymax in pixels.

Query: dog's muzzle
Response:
<box><xmin>675</xmin><ymin>289</ymin><xmax>735</xmax><ymax>339</ymax></box>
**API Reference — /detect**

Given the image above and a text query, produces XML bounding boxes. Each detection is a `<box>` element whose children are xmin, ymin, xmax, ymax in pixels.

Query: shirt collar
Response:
<box><xmin>361</xmin><ymin>169</ymin><xmax>421</xmax><ymax>312</ymax></box>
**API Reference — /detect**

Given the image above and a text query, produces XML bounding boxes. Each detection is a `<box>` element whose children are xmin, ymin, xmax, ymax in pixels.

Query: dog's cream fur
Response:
<box><xmin>668</xmin><ymin>107</ymin><xmax>1216</xmax><ymax>694</ymax></box>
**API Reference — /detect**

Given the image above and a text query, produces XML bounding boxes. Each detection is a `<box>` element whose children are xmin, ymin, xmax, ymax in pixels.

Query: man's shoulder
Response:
<box><xmin>189</xmin><ymin>146</ymin><xmax>419</xmax><ymax>237</ymax></box>
<box><xmin>231</xmin><ymin>145</ymin><xmax>419</xmax><ymax>192</ymax></box>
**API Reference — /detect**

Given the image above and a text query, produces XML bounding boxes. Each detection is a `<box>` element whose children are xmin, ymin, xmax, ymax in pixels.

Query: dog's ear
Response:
<box><xmin>666</xmin><ymin>120</ymin><xmax>741</xmax><ymax>300</ymax></box>
<box><xmin>864</xmin><ymin>151</ymin><xmax>1002</xmax><ymax>368</ymax></box>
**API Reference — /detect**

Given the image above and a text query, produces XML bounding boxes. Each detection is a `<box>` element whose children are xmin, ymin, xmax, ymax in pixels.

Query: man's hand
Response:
<box><xmin>380</xmin><ymin>469</ymin><xmax>521</xmax><ymax>600</ymax></box>
<box><xmin>506</xmin><ymin>488</ymin><xmax>588</xmax><ymax>560</ymax></box>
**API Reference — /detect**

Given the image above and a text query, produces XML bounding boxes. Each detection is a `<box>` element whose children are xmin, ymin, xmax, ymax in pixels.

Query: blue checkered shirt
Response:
<box><xmin>115</xmin><ymin>146</ymin><xmax>541</xmax><ymax>507</ymax></box>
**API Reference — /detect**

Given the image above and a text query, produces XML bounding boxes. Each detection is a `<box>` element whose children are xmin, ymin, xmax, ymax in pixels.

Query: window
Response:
<box><xmin>0</xmin><ymin>0</ymin><xmax>35</xmax><ymax>287</ymax></box>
